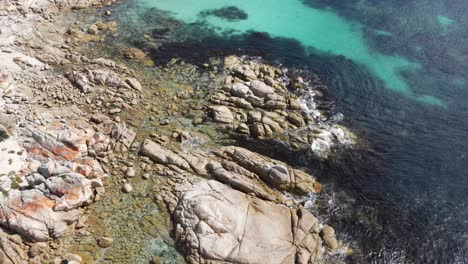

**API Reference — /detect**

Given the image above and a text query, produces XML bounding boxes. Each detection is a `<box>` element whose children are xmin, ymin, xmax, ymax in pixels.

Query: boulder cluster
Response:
<box><xmin>205</xmin><ymin>55</ymin><xmax>355</xmax><ymax>158</ymax></box>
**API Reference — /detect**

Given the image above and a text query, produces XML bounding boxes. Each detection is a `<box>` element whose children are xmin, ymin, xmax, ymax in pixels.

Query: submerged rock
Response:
<box><xmin>200</xmin><ymin>6</ymin><xmax>249</xmax><ymax>21</ymax></box>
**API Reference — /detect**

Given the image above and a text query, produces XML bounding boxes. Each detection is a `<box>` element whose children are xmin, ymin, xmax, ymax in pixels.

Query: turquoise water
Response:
<box><xmin>109</xmin><ymin>0</ymin><xmax>468</xmax><ymax>263</ymax></box>
<box><xmin>138</xmin><ymin>0</ymin><xmax>445</xmax><ymax>106</ymax></box>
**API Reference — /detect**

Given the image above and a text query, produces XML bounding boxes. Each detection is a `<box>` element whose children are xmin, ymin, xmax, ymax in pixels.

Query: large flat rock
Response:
<box><xmin>171</xmin><ymin>180</ymin><xmax>324</xmax><ymax>264</ymax></box>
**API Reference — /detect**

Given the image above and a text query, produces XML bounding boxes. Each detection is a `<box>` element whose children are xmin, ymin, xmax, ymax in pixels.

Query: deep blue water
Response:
<box><xmin>107</xmin><ymin>0</ymin><xmax>468</xmax><ymax>263</ymax></box>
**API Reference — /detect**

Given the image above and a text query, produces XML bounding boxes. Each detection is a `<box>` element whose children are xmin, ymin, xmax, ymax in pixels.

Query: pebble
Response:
<box><xmin>193</xmin><ymin>117</ymin><xmax>203</xmax><ymax>125</ymax></box>
<box><xmin>64</xmin><ymin>253</ymin><xmax>83</xmax><ymax>263</ymax></box>
<box><xmin>87</xmin><ymin>24</ymin><xmax>99</xmax><ymax>35</ymax></box>
<box><xmin>125</xmin><ymin>167</ymin><xmax>135</xmax><ymax>178</ymax></box>
<box><xmin>122</xmin><ymin>183</ymin><xmax>133</xmax><ymax>193</ymax></box>
<box><xmin>109</xmin><ymin>108</ymin><xmax>121</xmax><ymax>114</ymax></box>
<box><xmin>97</xmin><ymin>236</ymin><xmax>114</xmax><ymax>248</ymax></box>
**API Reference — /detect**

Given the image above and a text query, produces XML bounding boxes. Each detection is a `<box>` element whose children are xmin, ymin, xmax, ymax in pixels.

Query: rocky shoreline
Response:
<box><xmin>0</xmin><ymin>1</ymin><xmax>354</xmax><ymax>263</ymax></box>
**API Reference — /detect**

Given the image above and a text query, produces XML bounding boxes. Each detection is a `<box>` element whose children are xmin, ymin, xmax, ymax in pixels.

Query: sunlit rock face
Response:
<box><xmin>0</xmin><ymin>122</ymin><xmax>108</xmax><ymax>242</ymax></box>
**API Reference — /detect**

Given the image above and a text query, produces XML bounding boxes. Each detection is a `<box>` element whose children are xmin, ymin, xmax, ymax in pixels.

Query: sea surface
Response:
<box><xmin>108</xmin><ymin>0</ymin><xmax>468</xmax><ymax>263</ymax></box>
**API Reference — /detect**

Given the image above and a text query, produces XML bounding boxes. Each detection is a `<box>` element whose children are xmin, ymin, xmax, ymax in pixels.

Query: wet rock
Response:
<box><xmin>320</xmin><ymin>225</ymin><xmax>335</xmax><ymax>238</ymax></box>
<box><xmin>324</xmin><ymin>237</ymin><xmax>338</xmax><ymax>251</ymax></box>
<box><xmin>288</xmin><ymin>112</ymin><xmax>305</xmax><ymax>127</ymax></box>
<box><xmin>289</xmin><ymin>98</ymin><xmax>302</xmax><ymax>110</ymax></box>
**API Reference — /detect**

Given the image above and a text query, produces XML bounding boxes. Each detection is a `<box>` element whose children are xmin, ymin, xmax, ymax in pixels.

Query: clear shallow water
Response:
<box><xmin>109</xmin><ymin>0</ymin><xmax>468</xmax><ymax>263</ymax></box>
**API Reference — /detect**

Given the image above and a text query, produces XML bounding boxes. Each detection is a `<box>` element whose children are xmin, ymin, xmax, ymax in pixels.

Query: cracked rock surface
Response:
<box><xmin>140</xmin><ymin>140</ymin><xmax>340</xmax><ymax>263</ymax></box>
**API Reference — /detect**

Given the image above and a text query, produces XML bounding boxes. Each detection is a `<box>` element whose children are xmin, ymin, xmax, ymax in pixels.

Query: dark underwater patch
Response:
<box><xmin>199</xmin><ymin>6</ymin><xmax>248</xmax><ymax>21</ymax></box>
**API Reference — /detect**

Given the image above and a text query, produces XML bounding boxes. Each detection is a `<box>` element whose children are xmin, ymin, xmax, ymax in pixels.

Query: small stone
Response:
<box><xmin>105</xmin><ymin>10</ymin><xmax>112</xmax><ymax>16</ymax></box>
<box><xmin>122</xmin><ymin>183</ymin><xmax>133</xmax><ymax>193</ymax></box>
<box><xmin>90</xmin><ymin>113</ymin><xmax>108</xmax><ymax>124</ymax></box>
<box><xmin>97</xmin><ymin>236</ymin><xmax>113</xmax><ymax>248</ymax></box>
<box><xmin>142</xmin><ymin>173</ymin><xmax>150</xmax><ymax>180</ymax></box>
<box><xmin>125</xmin><ymin>78</ymin><xmax>142</xmax><ymax>92</ymax></box>
<box><xmin>109</xmin><ymin>108</ymin><xmax>121</xmax><ymax>114</ymax></box>
<box><xmin>65</xmin><ymin>253</ymin><xmax>83</xmax><ymax>263</ymax></box>
<box><xmin>88</xmin><ymin>24</ymin><xmax>99</xmax><ymax>35</ymax></box>
<box><xmin>193</xmin><ymin>117</ymin><xmax>203</xmax><ymax>125</ymax></box>
<box><xmin>125</xmin><ymin>167</ymin><xmax>135</xmax><ymax>178</ymax></box>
